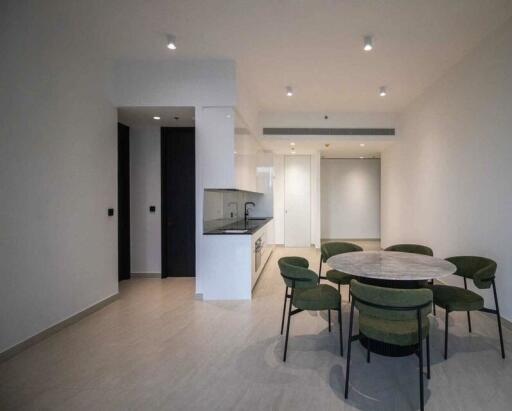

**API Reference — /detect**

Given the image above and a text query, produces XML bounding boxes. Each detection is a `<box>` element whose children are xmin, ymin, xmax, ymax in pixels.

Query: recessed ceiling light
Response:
<box><xmin>359</xmin><ymin>156</ymin><xmax>365</xmax><ymax>159</ymax></box>
<box><xmin>290</xmin><ymin>142</ymin><xmax>295</xmax><ymax>146</ymax></box>
<box><xmin>167</xmin><ymin>34</ymin><xmax>177</xmax><ymax>50</ymax></box>
<box><xmin>286</xmin><ymin>86</ymin><xmax>293</xmax><ymax>97</ymax></box>
<box><xmin>360</xmin><ymin>143</ymin><xmax>365</xmax><ymax>147</ymax></box>
<box><xmin>153</xmin><ymin>116</ymin><xmax>161</xmax><ymax>120</ymax></box>
<box><xmin>234</xmin><ymin>151</ymin><xmax>237</xmax><ymax>155</ymax></box>
<box><xmin>379</xmin><ymin>86</ymin><xmax>387</xmax><ymax>97</ymax></box>
<box><xmin>226</xmin><ymin>114</ymin><xmax>231</xmax><ymax>118</ymax></box>
<box><xmin>363</xmin><ymin>35</ymin><xmax>373</xmax><ymax>51</ymax></box>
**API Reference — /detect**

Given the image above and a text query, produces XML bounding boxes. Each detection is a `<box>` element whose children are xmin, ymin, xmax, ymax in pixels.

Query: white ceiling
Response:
<box><xmin>118</xmin><ymin>107</ymin><xmax>195</xmax><ymax>127</ymax></box>
<box><xmin>85</xmin><ymin>0</ymin><xmax>512</xmax><ymax>112</ymax></box>
<box><xmin>27</xmin><ymin>0</ymin><xmax>512</xmax><ymax>114</ymax></box>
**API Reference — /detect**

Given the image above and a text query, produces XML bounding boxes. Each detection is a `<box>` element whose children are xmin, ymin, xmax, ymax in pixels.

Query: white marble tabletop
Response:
<box><xmin>326</xmin><ymin>251</ymin><xmax>456</xmax><ymax>281</ymax></box>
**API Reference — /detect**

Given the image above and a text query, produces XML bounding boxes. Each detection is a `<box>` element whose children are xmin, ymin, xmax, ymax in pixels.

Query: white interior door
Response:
<box><xmin>284</xmin><ymin>155</ymin><xmax>311</xmax><ymax>247</ymax></box>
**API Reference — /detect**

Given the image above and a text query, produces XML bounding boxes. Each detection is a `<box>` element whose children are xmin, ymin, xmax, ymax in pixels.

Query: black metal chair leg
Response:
<box><xmin>433</xmin><ymin>302</ymin><xmax>436</xmax><ymax>316</ymax></box>
<box><xmin>367</xmin><ymin>339</ymin><xmax>371</xmax><ymax>363</ymax></box>
<box><xmin>463</xmin><ymin>278</ymin><xmax>472</xmax><ymax>333</ymax></box>
<box><xmin>492</xmin><ymin>280</ymin><xmax>506</xmax><ymax>359</ymax></box>
<box><xmin>280</xmin><ymin>286</ymin><xmax>288</xmax><ymax>335</ymax></box>
<box><xmin>328</xmin><ymin>309</ymin><xmax>331</xmax><ymax>332</ymax></box>
<box><xmin>344</xmin><ymin>301</ymin><xmax>355</xmax><ymax>399</ymax></box>
<box><xmin>426</xmin><ymin>335</ymin><xmax>431</xmax><ymax>380</ymax></box>
<box><xmin>444</xmin><ymin>310</ymin><xmax>449</xmax><ymax>360</ymax></box>
<box><xmin>417</xmin><ymin>310</ymin><xmax>424</xmax><ymax>411</ymax></box>
<box><xmin>318</xmin><ymin>259</ymin><xmax>322</xmax><ymax>284</ymax></box>
<box><xmin>283</xmin><ymin>289</ymin><xmax>294</xmax><ymax>362</ymax></box>
<box><xmin>339</xmin><ymin>301</ymin><xmax>343</xmax><ymax>356</ymax></box>
<box><xmin>348</xmin><ymin>284</ymin><xmax>351</xmax><ymax>302</ymax></box>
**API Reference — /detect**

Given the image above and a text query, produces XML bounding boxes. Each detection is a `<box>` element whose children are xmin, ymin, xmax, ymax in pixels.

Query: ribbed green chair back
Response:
<box><xmin>445</xmin><ymin>256</ymin><xmax>496</xmax><ymax>289</ymax></box>
<box><xmin>350</xmin><ymin>280</ymin><xmax>432</xmax><ymax>320</ymax></box>
<box><xmin>384</xmin><ymin>244</ymin><xmax>433</xmax><ymax>256</ymax></box>
<box><xmin>321</xmin><ymin>242</ymin><xmax>363</xmax><ymax>262</ymax></box>
<box><xmin>278</xmin><ymin>257</ymin><xmax>318</xmax><ymax>289</ymax></box>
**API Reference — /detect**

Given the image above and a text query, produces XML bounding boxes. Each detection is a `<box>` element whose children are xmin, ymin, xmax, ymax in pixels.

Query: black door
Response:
<box><xmin>161</xmin><ymin>127</ymin><xmax>196</xmax><ymax>277</ymax></box>
<box><xmin>117</xmin><ymin>123</ymin><xmax>131</xmax><ymax>281</ymax></box>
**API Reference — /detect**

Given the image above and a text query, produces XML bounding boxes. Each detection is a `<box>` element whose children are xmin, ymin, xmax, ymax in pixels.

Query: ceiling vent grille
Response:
<box><xmin>262</xmin><ymin>127</ymin><xmax>395</xmax><ymax>136</ymax></box>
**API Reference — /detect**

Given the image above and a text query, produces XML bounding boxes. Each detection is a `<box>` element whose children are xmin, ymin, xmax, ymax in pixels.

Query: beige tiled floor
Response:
<box><xmin>1</xmin><ymin>245</ymin><xmax>511</xmax><ymax>410</ymax></box>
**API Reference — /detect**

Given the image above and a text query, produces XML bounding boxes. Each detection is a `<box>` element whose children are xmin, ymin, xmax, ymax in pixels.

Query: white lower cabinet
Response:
<box><xmin>201</xmin><ymin>220</ymin><xmax>274</xmax><ymax>300</ymax></box>
<box><xmin>251</xmin><ymin>221</ymin><xmax>274</xmax><ymax>289</ymax></box>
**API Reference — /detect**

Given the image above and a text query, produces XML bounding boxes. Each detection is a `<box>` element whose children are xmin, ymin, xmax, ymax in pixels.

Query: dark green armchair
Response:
<box><xmin>345</xmin><ymin>280</ymin><xmax>432</xmax><ymax>411</ymax></box>
<box><xmin>278</xmin><ymin>257</ymin><xmax>342</xmax><ymax>362</ymax></box>
<box><xmin>384</xmin><ymin>243</ymin><xmax>433</xmax><ymax>256</ymax></box>
<box><xmin>319</xmin><ymin>242</ymin><xmax>362</xmax><ymax>300</ymax></box>
<box><xmin>432</xmin><ymin>256</ymin><xmax>505</xmax><ymax>359</ymax></box>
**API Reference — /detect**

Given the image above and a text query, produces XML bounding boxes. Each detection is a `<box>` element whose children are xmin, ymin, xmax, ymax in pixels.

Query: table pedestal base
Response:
<box><xmin>359</xmin><ymin>333</ymin><xmax>417</xmax><ymax>357</ymax></box>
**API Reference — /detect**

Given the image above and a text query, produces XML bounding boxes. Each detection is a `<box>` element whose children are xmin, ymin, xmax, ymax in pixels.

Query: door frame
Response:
<box><xmin>117</xmin><ymin>122</ymin><xmax>131</xmax><ymax>281</ymax></box>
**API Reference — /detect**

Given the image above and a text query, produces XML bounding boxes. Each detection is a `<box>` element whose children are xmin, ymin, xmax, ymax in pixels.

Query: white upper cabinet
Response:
<box><xmin>234</xmin><ymin>112</ymin><xmax>266</xmax><ymax>193</ymax></box>
<box><xmin>201</xmin><ymin>107</ymin><xmax>267</xmax><ymax>193</ymax></box>
<box><xmin>201</xmin><ymin>106</ymin><xmax>236</xmax><ymax>189</ymax></box>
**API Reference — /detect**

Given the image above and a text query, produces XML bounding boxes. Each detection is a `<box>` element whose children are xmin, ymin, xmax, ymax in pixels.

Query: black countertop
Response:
<box><xmin>204</xmin><ymin>217</ymin><xmax>273</xmax><ymax>235</ymax></box>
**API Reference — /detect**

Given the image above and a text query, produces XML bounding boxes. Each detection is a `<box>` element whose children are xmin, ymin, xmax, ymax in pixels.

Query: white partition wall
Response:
<box><xmin>381</xmin><ymin>20</ymin><xmax>512</xmax><ymax>321</ymax></box>
<box><xmin>321</xmin><ymin>158</ymin><xmax>380</xmax><ymax>239</ymax></box>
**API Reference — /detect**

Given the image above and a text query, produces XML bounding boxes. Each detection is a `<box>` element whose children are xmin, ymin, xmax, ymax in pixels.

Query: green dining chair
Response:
<box><xmin>432</xmin><ymin>256</ymin><xmax>505</xmax><ymax>359</ymax></box>
<box><xmin>345</xmin><ymin>280</ymin><xmax>432</xmax><ymax>411</ymax></box>
<box><xmin>278</xmin><ymin>257</ymin><xmax>343</xmax><ymax>361</ymax></box>
<box><xmin>385</xmin><ymin>243</ymin><xmax>436</xmax><ymax>313</ymax></box>
<box><xmin>384</xmin><ymin>244</ymin><xmax>434</xmax><ymax>257</ymax></box>
<box><xmin>318</xmin><ymin>242</ymin><xmax>363</xmax><ymax>300</ymax></box>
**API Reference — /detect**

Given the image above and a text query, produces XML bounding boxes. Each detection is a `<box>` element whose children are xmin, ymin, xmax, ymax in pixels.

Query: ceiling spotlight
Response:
<box><xmin>360</xmin><ymin>143</ymin><xmax>365</xmax><ymax>147</ymax></box>
<box><xmin>363</xmin><ymin>35</ymin><xmax>373</xmax><ymax>51</ymax></box>
<box><xmin>379</xmin><ymin>86</ymin><xmax>387</xmax><ymax>97</ymax></box>
<box><xmin>290</xmin><ymin>142</ymin><xmax>295</xmax><ymax>146</ymax></box>
<box><xmin>153</xmin><ymin>116</ymin><xmax>161</xmax><ymax>120</ymax></box>
<box><xmin>167</xmin><ymin>34</ymin><xmax>177</xmax><ymax>50</ymax></box>
<box><xmin>359</xmin><ymin>156</ymin><xmax>365</xmax><ymax>159</ymax></box>
<box><xmin>286</xmin><ymin>86</ymin><xmax>293</xmax><ymax>97</ymax></box>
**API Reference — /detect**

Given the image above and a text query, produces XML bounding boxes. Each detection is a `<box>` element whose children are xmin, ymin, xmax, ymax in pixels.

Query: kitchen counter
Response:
<box><xmin>203</xmin><ymin>217</ymin><xmax>273</xmax><ymax>235</ymax></box>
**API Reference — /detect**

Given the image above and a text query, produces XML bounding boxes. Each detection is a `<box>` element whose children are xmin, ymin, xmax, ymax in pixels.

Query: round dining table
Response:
<box><xmin>327</xmin><ymin>250</ymin><xmax>457</xmax><ymax>356</ymax></box>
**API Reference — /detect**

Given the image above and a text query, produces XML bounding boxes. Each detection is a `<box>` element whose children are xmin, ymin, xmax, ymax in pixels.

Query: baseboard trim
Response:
<box><xmin>0</xmin><ymin>293</ymin><xmax>119</xmax><ymax>363</ymax></box>
<box><xmin>131</xmin><ymin>272</ymin><xmax>162</xmax><ymax>278</ymax></box>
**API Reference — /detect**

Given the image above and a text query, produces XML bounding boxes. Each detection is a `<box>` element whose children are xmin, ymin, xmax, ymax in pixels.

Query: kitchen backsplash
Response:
<box><xmin>203</xmin><ymin>189</ymin><xmax>267</xmax><ymax>232</ymax></box>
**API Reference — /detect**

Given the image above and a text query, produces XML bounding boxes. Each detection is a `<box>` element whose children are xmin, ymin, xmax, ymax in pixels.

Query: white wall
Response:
<box><xmin>0</xmin><ymin>3</ymin><xmax>117</xmax><ymax>352</ymax></box>
<box><xmin>382</xmin><ymin>19</ymin><xmax>512</xmax><ymax>321</ymax></box>
<box><xmin>129</xmin><ymin>127</ymin><xmax>161</xmax><ymax>274</ymax></box>
<box><xmin>110</xmin><ymin>59</ymin><xmax>237</xmax><ymax>297</ymax></box>
<box><xmin>321</xmin><ymin>159</ymin><xmax>380</xmax><ymax>239</ymax></box>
